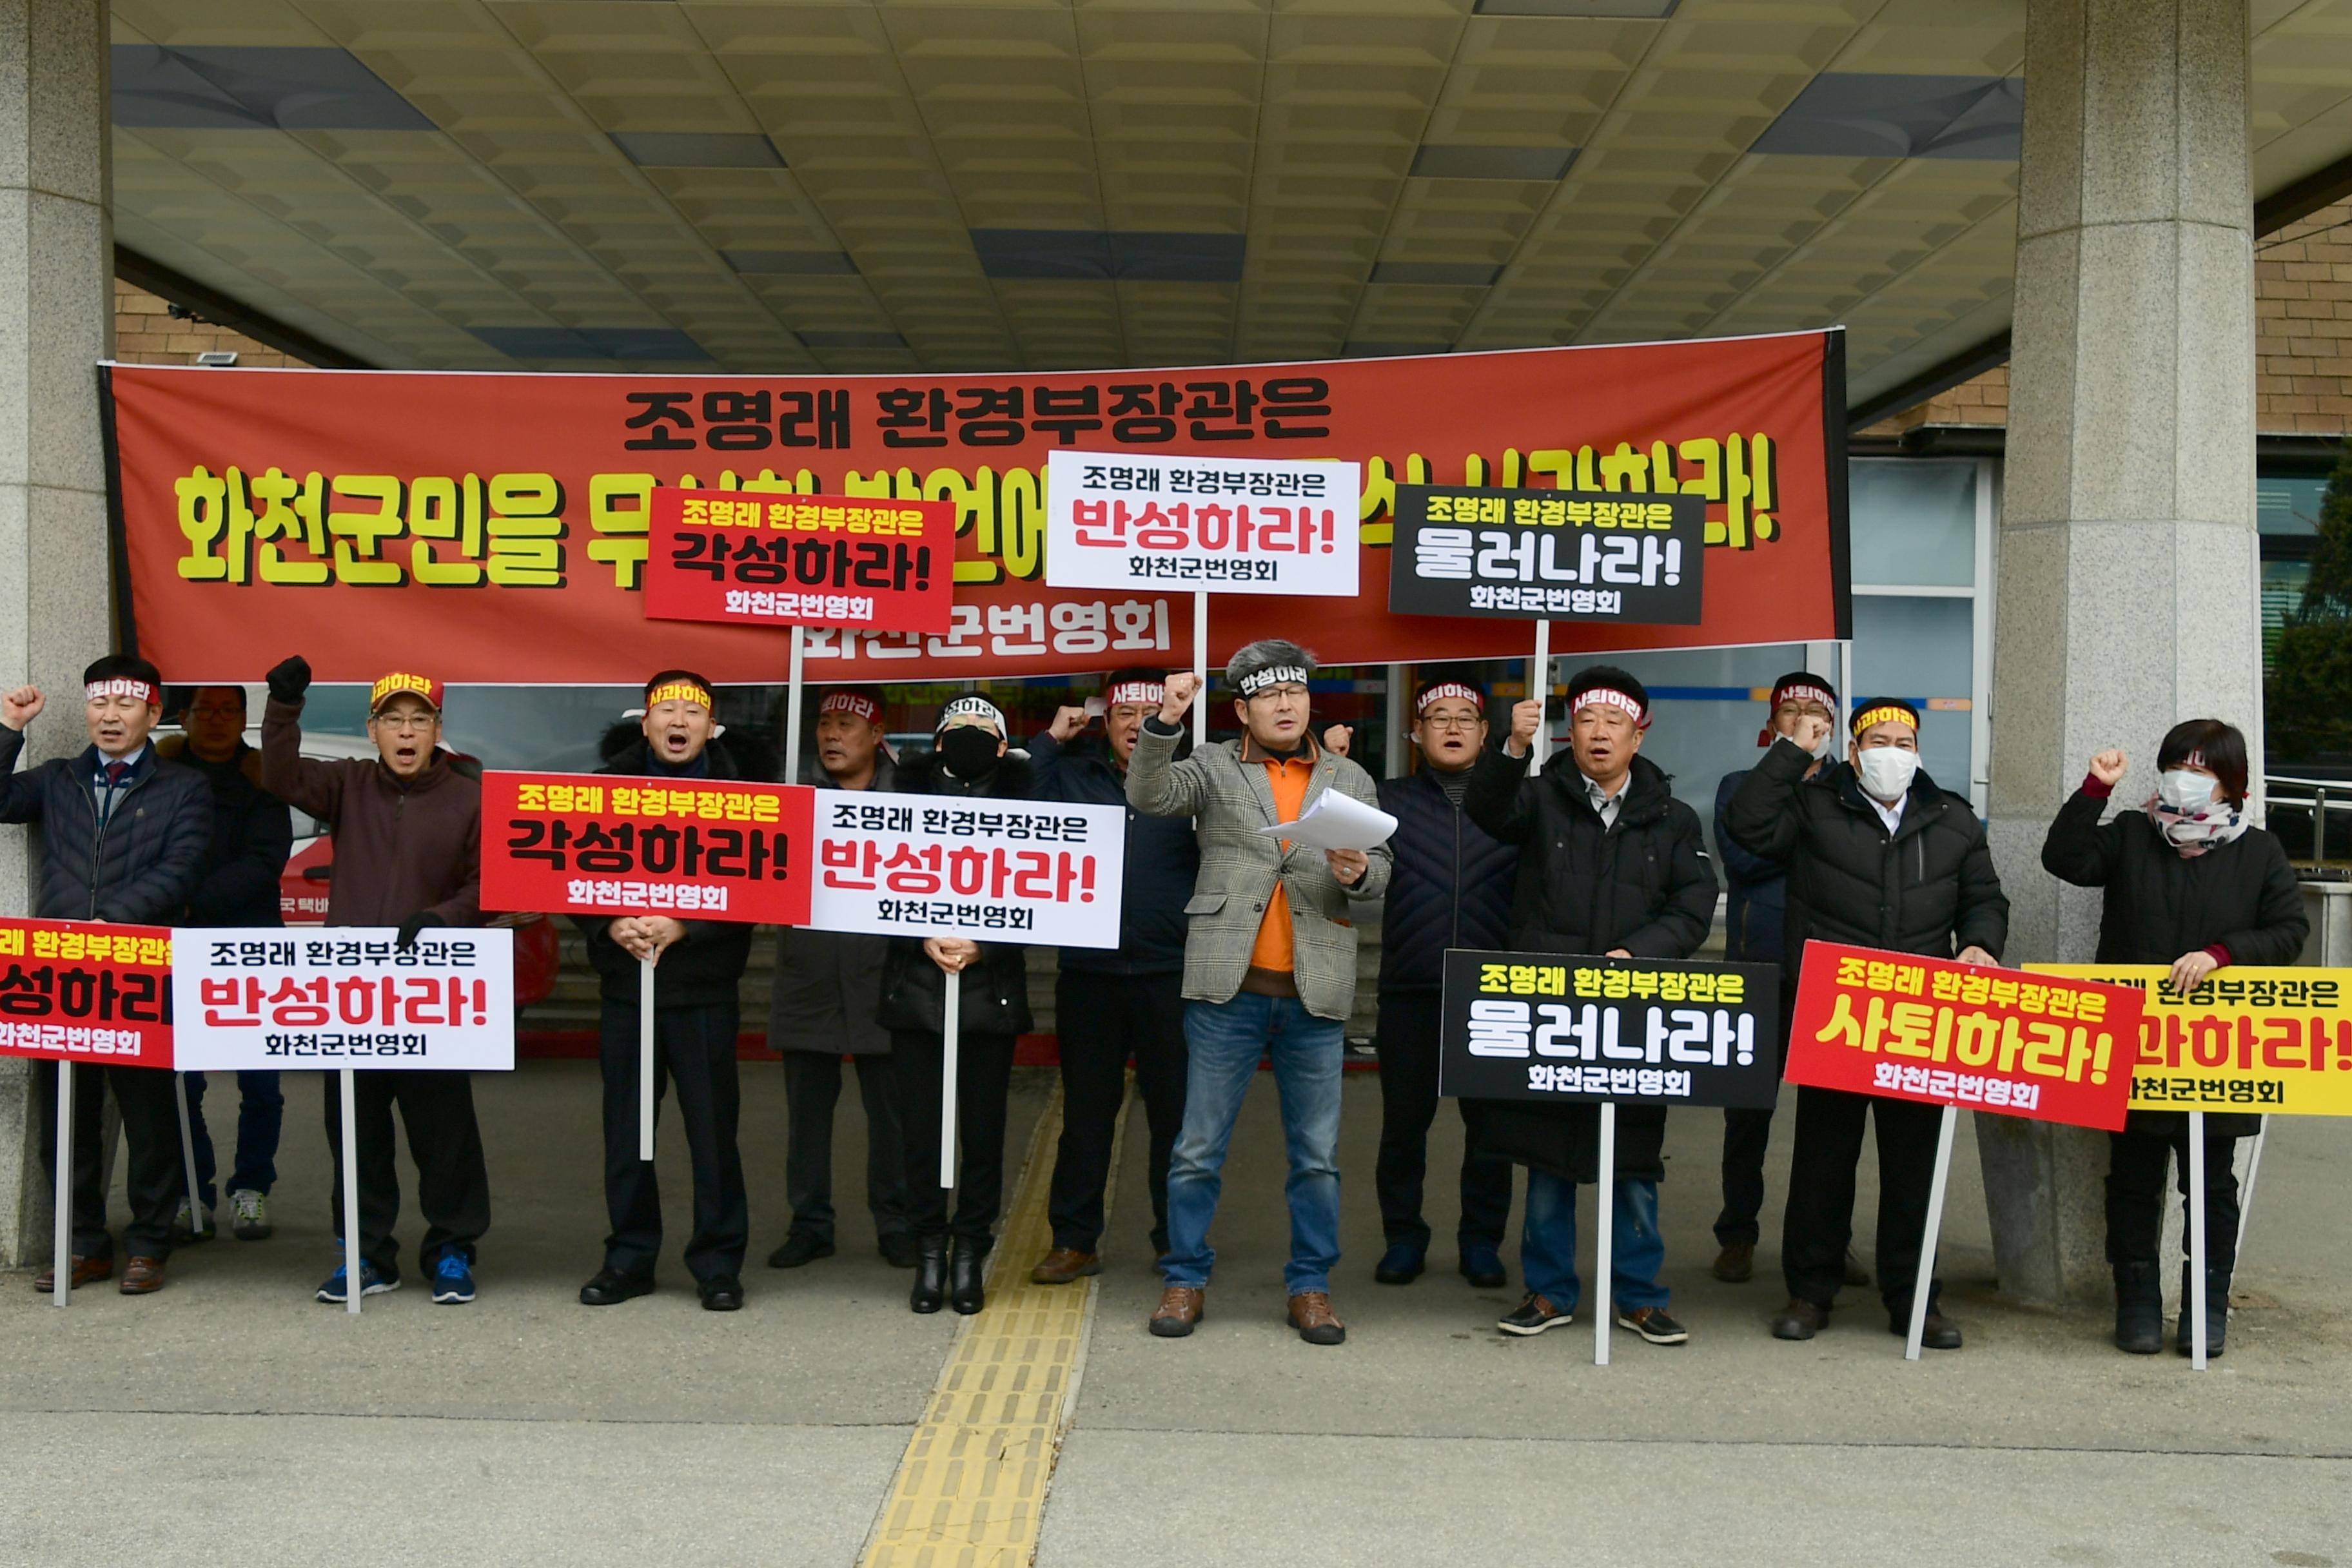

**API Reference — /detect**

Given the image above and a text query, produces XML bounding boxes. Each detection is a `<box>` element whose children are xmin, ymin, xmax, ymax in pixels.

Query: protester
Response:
<box><xmin>1028</xmin><ymin>670</ymin><xmax>1198</xmax><ymax>1284</ymax></box>
<box><xmin>1710</xmin><ymin>671</ymin><xmax>1865</xmax><ymax>1291</ymax></box>
<box><xmin>2041</xmin><ymin>722</ymin><xmax>2305</xmax><ymax>1357</ymax></box>
<box><xmin>159</xmin><ymin>683</ymin><xmax>293</xmax><ymax>1244</ymax></box>
<box><xmin>1</xmin><ymin>657</ymin><xmax>209</xmax><ymax>1295</ymax></box>
<box><xmin>262</xmin><ymin>657</ymin><xmax>491</xmax><ymax>1306</ymax></box>
<box><xmin>1128</xmin><ymin>642</ymin><xmax>1391</xmax><ymax>1346</ymax></box>
<box><xmin>1463</xmin><ymin>666</ymin><xmax>1717</xmax><ymax>1346</ymax></box>
<box><xmin>1329</xmin><ymin>679</ymin><xmax>1514</xmax><ymax>1290</ymax></box>
<box><xmin>768</xmin><ymin>689</ymin><xmax>917</xmax><ymax>1271</ymax></box>
<box><xmin>1727</xmin><ymin>696</ymin><xmax>2008</xmax><ymax>1350</ymax></box>
<box><xmin>882</xmin><ymin>696</ymin><xmax>1035</xmax><ymax>1316</ymax></box>
<box><xmin>574</xmin><ymin>673</ymin><xmax>767</xmax><ymax>1312</ymax></box>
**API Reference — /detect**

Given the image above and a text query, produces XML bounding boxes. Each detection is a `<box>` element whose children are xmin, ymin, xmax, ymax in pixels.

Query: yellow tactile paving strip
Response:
<box><xmin>861</xmin><ymin>1082</ymin><xmax>1121</xmax><ymax>1567</ymax></box>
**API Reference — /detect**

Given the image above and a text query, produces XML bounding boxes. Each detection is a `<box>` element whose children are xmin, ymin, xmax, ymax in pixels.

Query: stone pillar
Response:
<box><xmin>1983</xmin><ymin>0</ymin><xmax>2257</xmax><ymax>1307</ymax></box>
<box><xmin>0</xmin><ymin>0</ymin><xmax>112</xmax><ymax>1266</ymax></box>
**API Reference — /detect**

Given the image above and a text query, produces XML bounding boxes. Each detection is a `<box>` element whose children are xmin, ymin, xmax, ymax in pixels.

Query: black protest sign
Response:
<box><xmin>1439</xmin><ymin>949</ymin><xmax>1781</xmax><ymax>1108</ymax></box>
<box><xmin>1388</xmin><ymin>485</ymin><xmax>1707</xmax><ymax>625</ymax></box>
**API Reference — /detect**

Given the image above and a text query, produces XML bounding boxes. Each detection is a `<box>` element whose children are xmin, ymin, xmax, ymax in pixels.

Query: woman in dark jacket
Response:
<box><xmin>2041</xmin><ymin>719</ymin><xmax>2306</xmax><ymax>1358</ymax></box>
<box><xmin>879</xmin><ymin>697</ymin><xmax>1036</xmax><ymax>1317</ymax></box>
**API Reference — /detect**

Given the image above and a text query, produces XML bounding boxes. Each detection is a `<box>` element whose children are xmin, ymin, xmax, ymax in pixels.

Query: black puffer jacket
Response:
<box><xmin>2042</xmin><ymin>781</ymin><xmax>2308</xmax><ymax>1137</ymax></box>
<box><xmin>575</xmin><ymin>724</ymin><xmax>778</xmax><ymax>1009</ymax></box>
<box><xmin>1027</xmin><ymin>730</ymin><xmax>1197</xmax><ymax>975</ymax></box>
<box><xmin>1462</xmin><ymin>744</ymin><xmax>1720</xmax><ymax>1184</ymax></box>
<box><xmin>1375</xmin><ymin>766</ymin><xmax>1516</xmax><ymax>994</ymax></box>
<box><xmin>875</xmin><ymin>750</ymin><xmax>1037</xmax><ymax>1038</ymax></box>
<box><xmin>0</xmin><ymin>729</ymin><xmax>210</xmax><ymax>923</ymax></box>
<box><xmin>1726</xmin><ymin>736</ymin><xmax>2008</xmax><ymax>986</ymax></box>
<box><xmin>155</xmin><ymin>737</ymin><xmax>293</xmax><ymax>928</ymax></box>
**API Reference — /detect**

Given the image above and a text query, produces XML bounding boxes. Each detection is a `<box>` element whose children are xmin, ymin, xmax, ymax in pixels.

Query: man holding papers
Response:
<box><xmin>1127</xmin><ymin>640</ymin><xmax>1391</xmax><ymax>1346</ymax></box>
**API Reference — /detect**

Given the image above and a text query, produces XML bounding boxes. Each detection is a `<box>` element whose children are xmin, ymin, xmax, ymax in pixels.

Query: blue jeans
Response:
<box><xmin>1519</xmin><ymin>1169</ymin><xmax>1668</xmax><ymax>1315</ymax></box>
<box><xmin>1162</xmin><ymin>994</ymin><xmax>1344</xmax><ymax>1294</ymax></box>
<box><xmin>185</xmin><ymin>1070</ymin><xmax>286</xmax><ymax>1205</ymax></box>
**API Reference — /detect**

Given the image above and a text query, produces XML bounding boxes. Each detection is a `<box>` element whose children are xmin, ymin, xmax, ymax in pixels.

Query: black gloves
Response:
<box><xmin>395</xmin><ymin>910</ymin><xmax>444</xmax><ymax>950</ymax></box>
<box><xmin>266</xmin><ymin>655</ymin><xmax>312</xmax><ymax>704</ymax></box>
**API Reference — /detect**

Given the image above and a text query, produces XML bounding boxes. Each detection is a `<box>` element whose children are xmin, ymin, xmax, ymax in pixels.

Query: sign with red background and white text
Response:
<box><xmin>0</xmin><ymin>918</ymin><xmax>175</xmax><ymax>1067</ymax></box>
<box><xmin>643</xmin><ymin>488</ymin><xmax>955</xmax><ymax>634</ymax></box>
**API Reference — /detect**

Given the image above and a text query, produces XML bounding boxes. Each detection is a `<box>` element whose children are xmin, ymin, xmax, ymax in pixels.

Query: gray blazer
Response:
<box><xmin>1126</xmin><ymin>721</ymin><xmax>1391</xmax><ymax>1022</ymax></box>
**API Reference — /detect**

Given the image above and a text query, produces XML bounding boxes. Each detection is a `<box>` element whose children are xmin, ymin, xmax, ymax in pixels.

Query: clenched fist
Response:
<box><xmin>1791</xmin><ymin>711</ymin><xmax>1835</xmax><ymax>754</ymax></box>
<box><xmin>2088</xmin><ymin>749</ymin><xmax>2128</xmax><ymax>787</ymax></box>
<box><xmin>1</xmin><ymin>686</ymin><xmax>43</xmax><ymax>731</ymax></box>
<box><xmin>266</xmin><ymin>655</ymin><xmax>312</xmax><ymax>704</ymax></box>
<box><xmin>1322</xmin><ymin>723</ymin><xmax>1351</xmax><ymax>758</ymax></box>
<box><xmin>1048</xmin><ymin>705</ymin><xmax>1090</xmax><ymax>742</ymax></box>
<box><xmin>1159</xmin><ymin>671</ymin><xmax>1202</xmax><ymax>725</ymax></box>
<box><xmin>1505</xmin><ymin>698</ymin><xmax>1544</xmax><ymax>756</ymax></box>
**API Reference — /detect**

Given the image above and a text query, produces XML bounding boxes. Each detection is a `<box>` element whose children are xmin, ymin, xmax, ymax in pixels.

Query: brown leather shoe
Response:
<box><xmin>1712</xmin><ymin>1241</ymin><xmax>1755</xmax><ymax>1283</ymax></box>
<box><xmin>1149</xmin><ymin>1285</ymin><xmax>1204</xmax><ymax>1337</ymax></box>
<box><xmin>1287</xmin><ymin>1290</ymin><xmax>1346</xmax><ymax>1346</ymax></box>
<box><xmin>1031</xmin><ymin>1247</ymin><xmax>1102</xmax><ymax>1285</ymax></box>
<box><xmin>33</xmin><ymin>1255</ymin><xmax>112</xmax><ymax>1293</ymax></box>
<box><xmin>119</xmin><ymin>1256</ymin><xmax>167</xmax><ymax>1295</ymax></box>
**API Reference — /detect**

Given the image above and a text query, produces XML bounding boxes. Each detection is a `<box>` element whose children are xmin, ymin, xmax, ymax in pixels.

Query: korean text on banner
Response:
<box><xmin>172</xmin><ymin>928</ymin><xmax>515</xmax><ymax>1072</ymax></box>
<box><xmin>1389</xmin><ymin>485</ymin><xmax>1707</xmax><ymax>625</ymax></box>
<box><xmin>0</xmin><ymin>918</ymin><xmax>174</xmax><ymax>1067</ymax></box>
<box><xmin>1438</xmin><ymin>949</ymin><xmax>1781</xmax><ymax>1108</ymax></box>
<box><xmin>478</xmin><ymin>770</ymin><xmax>816</xmax><ymax>926</ymax></box>
<box><xmin>643</xmin><ymin>489</ymin><xmax>956</xmax><ymax>635</ymax></box>
<box><xmin>2029</xmin><ymin>965</ymin><xmax>2352</xmax><ymax>1117</ymax></box>
<box><xmin>1044</xmin><ymin>450</ymin><xmax>1362</xmax><ymax>596</ymax></box>
<box><xmin>807</xmin><ymin>795</ymin><xmax>1126</xmax><ymax>949</ymax></box>
<box><xmin>1787</xmin><ymin>941</ymin><xmax>2139</xmax><ymax>1132</ymax></box>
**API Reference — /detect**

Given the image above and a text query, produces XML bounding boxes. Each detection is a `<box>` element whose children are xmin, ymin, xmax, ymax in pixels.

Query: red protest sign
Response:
<box><xmin>0</xmin><ymin>918</ymin><xmax>175</xmax><ymax>1068</ymax></box>
<box><xmin>1785</xmin><ymin>941</ymin><xmax>2138</xmax><ymax>1132</ymax></box>
<box><xmin>478</xmin><ymin>770</ymin><xmax>816</xmax><ymax>926</ymax></box>
<box><xmin>643</xmin><ymin>489</ymin><xmax>956</xmax><ymax>635</ymax></box>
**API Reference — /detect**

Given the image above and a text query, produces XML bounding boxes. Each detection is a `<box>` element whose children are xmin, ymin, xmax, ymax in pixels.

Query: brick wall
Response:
<box><xmin>112</xmin><ymin>277</ymin><xmax>300</xmax><ymax>368</ymax></box>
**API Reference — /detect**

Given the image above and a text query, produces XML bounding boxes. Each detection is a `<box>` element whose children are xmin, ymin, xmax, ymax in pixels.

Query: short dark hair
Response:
<box><xmin>2157</xmin><ymin>719</ymin><xmax>2249</xmax><ymax>807</ymax></box>
<box><xmin>1102</xmin><ymin>666</ymin><xmax>1170</xmax><ymax>691</ymax></box>
<box><xmin>83</xmin><ymin>654</ymin><xmax>162</xmax><ymax>691</ymax></box>
<box><xmin>188</xmin><ymin>684</ymin><xmax>248</xmax><ymax>711</ymax></box>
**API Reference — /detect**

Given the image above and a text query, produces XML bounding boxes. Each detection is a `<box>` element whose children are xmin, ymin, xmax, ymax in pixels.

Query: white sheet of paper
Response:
<box><xmin>1257</xmin><ymin>789</ymin><xmax>1398</xmax><ymax>852</ymax></box>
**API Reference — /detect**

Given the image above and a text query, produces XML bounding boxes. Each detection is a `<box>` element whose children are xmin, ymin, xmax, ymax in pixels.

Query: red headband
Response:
<box><xmin>1415</xmin><ymin>681</ymin><xmax>1484</xmax><ymax>716</ymax></box>
<box><xmin>85</xmin><ymin>678</ymin><xmax>159</xmax><ymax>707</ymax></box>
<box><xmin>1104</xmin><ymin>680</ymin><xmax>1165</xmax><ymax>709</ymax></box>
<box><xmin>819</xmin><ymin>691</ymin><xmax>881</xmax><ymax>724</ymax></box>
<box><xmin>1573</xmin><ymin>687</ymin><xmax>1649</xmax><ymax>729</ymax></box>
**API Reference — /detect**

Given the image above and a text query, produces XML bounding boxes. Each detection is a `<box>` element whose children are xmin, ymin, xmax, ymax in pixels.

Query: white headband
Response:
<box><xmin>1237</xmin><ymin>664</ymin><xmax>1311</xmax><ymax>698</ymax></box>
<box><xmin>1104</xmin><ymin>680</ymin><xmax>1164</xmax><ymax>708</ymax></box>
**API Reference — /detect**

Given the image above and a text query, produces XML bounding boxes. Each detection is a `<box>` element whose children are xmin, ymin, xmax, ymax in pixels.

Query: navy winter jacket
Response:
<box><xmin>1374</xmin><ymin>767</ymin><xmax>1515</xmax><ymax>994</ymax></box>
<box><xmin>1027</xmin><ymin>730</ymin><xmax>1197</xmax><ymax>976</ymax></box>
<box><xmin>1714</xmin><ymin>767</ymin><xmax>1787</xmax><ymax>966</ymax></box>
<box><xmin>156</xmin><ymin>737</ymin><xmax>294</xmax><ymax>928</ymax></box>
<box><xmin>0</xmin><ymin>729</ymin><xmax>210</xmax><ymax>923</ymax></box>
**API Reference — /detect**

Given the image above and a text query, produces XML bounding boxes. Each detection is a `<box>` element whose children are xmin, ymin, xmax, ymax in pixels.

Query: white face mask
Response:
<box><xmin>2159</xmin><ymin>769</ymin><xmax>2218</xmax><ymax>813</ymax></box>
<box><xmin>1856</xmin><ymin>745</ymin><xmax>1919</xmax><ymax>803</ymax></box>
<box><xmin>1807</xmin><ymin>733</ymin><xmax>1834</xmax><ymax>760</ymax></box>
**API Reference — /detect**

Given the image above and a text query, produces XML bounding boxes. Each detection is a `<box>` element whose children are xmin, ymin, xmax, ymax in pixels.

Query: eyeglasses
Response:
<box><xmin>374</xmin><ymin>712</ymin><xmax>436</xmax><ymax>732</ymax></box>
<box><xmin>1420</xmin><ymin>714</ymin><xmax>1482</xmax><ymax>732</ymax></box>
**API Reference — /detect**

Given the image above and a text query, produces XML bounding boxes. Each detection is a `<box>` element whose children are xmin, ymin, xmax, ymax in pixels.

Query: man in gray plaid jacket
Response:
<box><xmin>1126</xmin><ymin>640</ymin><xmax>1392</xmax><ymax>1346</ymax></box>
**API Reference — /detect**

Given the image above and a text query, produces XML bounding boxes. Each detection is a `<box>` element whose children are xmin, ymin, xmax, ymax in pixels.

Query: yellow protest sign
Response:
<box><xmin>2026</xmin><ymin>965</ymin><xmax>2352</xmax><ymax>1117</ymax></box>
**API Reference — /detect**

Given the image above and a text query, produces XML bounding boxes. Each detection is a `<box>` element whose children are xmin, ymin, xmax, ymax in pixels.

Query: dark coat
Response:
<box><xmin>1374</xmin><ymin>766</ymin><xmax>1516</xmax><ymax>995</ymax></box>
<box><xmin>1026</xmin><ymin>730</ymin><xmax>1197</xmax><ymax>975</ymax></box>
<box><xmin>155</xmin><ymin>736</ymin><xmax>294</xmax><ymax>928</ymax></box>
<box><xmin>574</xmin><ymin>725</ymin><xmax>777</xmax><ymax>1009</ymax></box>
<box><xmin>1714</xmin><ymin>767</ymin><xmax>1788</xmax><ymax>966</ymax></box>
<box><xmin>2041</xmin><ymin>783</ymin><xmax>2309</xmax><ymax>1138</ymax></box>
<box><xmin>770</xmin><ymin>750</ymin><xmax>898</xmax><ymax>1056</ymax></box>
<box><xmin>1725</xmin><ymin>737</ymin><xmax>2008</xmax><ymax>988</ymax></box>
<box><xmin>875</xmin><ymin>750</ymin><xmax>1037</xmax><ymax>1038</ymax></box>
<box><xmin>1462</xmin><ymin>744</ymin><xmax>1720</xmax><ymax>1184</ymax></box>
<box><xmin>0</xmin><ymin>729</ymin><xmax>210</xmax><ymax>923</ymax></box>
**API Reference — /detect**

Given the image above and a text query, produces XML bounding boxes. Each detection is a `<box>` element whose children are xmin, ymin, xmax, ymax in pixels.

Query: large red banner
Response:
<box><xmin>105</xmin><ymin>331</ymin><xmax>1848</xmax><ymax>683</ymax></box>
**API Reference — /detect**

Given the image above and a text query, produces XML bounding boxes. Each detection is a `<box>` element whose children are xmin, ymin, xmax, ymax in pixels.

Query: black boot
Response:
<box><xmin>2175</xmin><ymin>1264</ymin><xmax>2229</xmax><ymax>1358</ymax></box>
<box><xmin>910</xmin><ymin>1238</ymin><xmax>948</xmax><ymax>1315</ymax></box>
<box><xmin>2112</xmin><ymin>1261</ymin><xmax>2162</xmax><ymax>1354</ymax></box>
<box><xmin>948</xmin><ymin>1239</ymin><xmax>988</xmax><ymax>1315</ymax></box>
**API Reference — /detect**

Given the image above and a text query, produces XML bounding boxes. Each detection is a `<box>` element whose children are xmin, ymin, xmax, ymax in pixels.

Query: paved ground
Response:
<box><xmin>3</xmin><ymin>1059</ymin><xmax>2348</xmax><ymax>1565</ymax></box>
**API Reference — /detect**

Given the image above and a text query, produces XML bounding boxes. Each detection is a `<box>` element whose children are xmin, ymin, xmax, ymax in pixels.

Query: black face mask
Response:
<box><xmin>937</xmin><ymin>727</ymin><xmax>1001</xmax><ymax>779</ymax></box>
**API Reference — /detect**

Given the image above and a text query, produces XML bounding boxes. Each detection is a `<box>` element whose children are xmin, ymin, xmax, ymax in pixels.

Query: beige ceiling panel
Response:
<box><xmin>113</xmin><ymin>0</ymin><xmax>324</xmax><ymax>45</ymax></box>
<box><xmin>1821</xmin><ymin>0</ymin><xmax>2023</xmax><ymax>75</ymax></box>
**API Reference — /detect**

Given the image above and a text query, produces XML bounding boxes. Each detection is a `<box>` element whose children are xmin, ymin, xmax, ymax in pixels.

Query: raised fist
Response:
<box><xmin>266</xmin><ymin>655</ymin><xmax>313</xmax><ymax>704</ymax></box>
<box><xmin>1048</xmin><ymin>705</ymin><xmax>1090</xmax><ymax>742</ymax></box>
<box><xmin>1792</xmin><ymin>712</ymin><xmax>1835</xmax><ymax>754</ymax></box>
<box><xmin>2088</xmin><ymin>749</ymin><xmax>2128</xmax><ymax>787</ymax></box>
<box><xmin>1508</xmin><ymin>698</ymin><xmax>1544</xmax><ymax>752</ymax></box>
<box><xmin>1159</xmin><ymin>671</ymin><xmax>1202</xmax><ymax>723</ymax></box>
<box><xmin>1322</xmin><ymin>723</ymin><xmax>1351</xmax><ymax>758</ymax></box>
<box><xmin>1</xmin><ymin>686</ymin><xmax>43</xmax><ymax>731</ymax></box>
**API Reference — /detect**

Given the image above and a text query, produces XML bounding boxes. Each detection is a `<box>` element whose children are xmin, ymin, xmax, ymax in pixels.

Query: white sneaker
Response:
<box><xmin>230</xmin><ymin>1188</ymin><xmax>272</xmax><ymax>1240</ymax></box>
<box><xmin>172</xmin><ymin>1197</ymin><xmax>216</xmax><ymax>1242</ymax></box>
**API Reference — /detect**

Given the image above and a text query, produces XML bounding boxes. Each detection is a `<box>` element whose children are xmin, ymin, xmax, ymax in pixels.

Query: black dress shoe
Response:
<box><xmin>698</xmin><ymin>1274</ymin><xmax>744</xmax><ymax>1312</ymax></box>
<box><xmin>948</xmin><ymin>1239</ymin><xmax>987</xmax><ymax>1315</ymax></box>
<box><xmin>910</xmin><ymin>1239</ymin><xmax>948</xmax><ymax>1314</ymax></box>
<box><xmin>579</xmin><ymin>1268</ymin><xmax>655</xmax><ymax>1306</ymax></box>
<box><xmin>1892</xmin><ymin>1310</ymin><xmax>1963</xmax><ymax>1350</ymax></box>
<box><xmin>767</xmin><ymin>1233</ymin><xmax>835</xmax><ymax>1269</ymax></box>
<box><xmin>879</xmin><ymin>1232</ymin><xmax>923</xmax><ymax>1269</ymax></box>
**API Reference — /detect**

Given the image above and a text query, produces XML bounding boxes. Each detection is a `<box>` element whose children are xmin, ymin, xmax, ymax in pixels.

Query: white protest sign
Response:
<box><xmin>1046</xmin><ymin>449</ymin><xmax>1362</xmax><ymax>597</ymax></box>
<box><xmin>808</xmin><ymin>796</ymin><xmax>1126</xmax><ymax>948</ymax></box>
<box><xmin>172</xmin><ymin>928</ymin><xmax>516</xmax><ymax>1072</ymax></box>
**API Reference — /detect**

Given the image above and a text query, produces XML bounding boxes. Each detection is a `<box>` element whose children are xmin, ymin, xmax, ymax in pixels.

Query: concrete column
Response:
<box><xmin>0</xmin><ymin>0</ymin><xmax>112</xmax><ymax>1266</ymax></box>
<box><xmin>1984</xmin><ymin>0</ymin><xmax>2258</xmax><ymax>1306</ymax></box>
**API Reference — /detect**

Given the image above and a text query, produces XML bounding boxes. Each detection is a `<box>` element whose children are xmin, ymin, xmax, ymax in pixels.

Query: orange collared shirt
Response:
<box><xmin>1244</xmin><ymin>734</ymin><xmax>1319</xmax><ymax>974</ymax></box>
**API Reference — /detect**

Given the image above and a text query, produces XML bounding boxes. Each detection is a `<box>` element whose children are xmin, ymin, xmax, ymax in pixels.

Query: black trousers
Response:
<box><xmin>599</xmin><ymin>997</ymin><xmax>749</xmax><ymax>1282</ymax></box>
<box><xmin>891</xmin><ymin>1028</ymin><xmax>1017</xmax><ymax>1246</ymax></box>
<box><xmin>1781</xmin><ymin>1086</ymin><xmax>1943</xmax><ymax>1317</ymax></box>
<box><xmin>36</xmin><ymin>1061</ymin><xmax>184</xmax><ymax>1261</ymax></box>
<box><xmin>1373</xmin><ymin>990</ymin><xmax>1513</xmax><ymax>1252</ymax></box>
<box><xmin>780</xmin><ymin>1052</ymin><xmax>910</xmax><ymax>1246</ymax></box>
<box><xmin>2106</xmin><ymin>1126</ymin><xmax>2244</xmax><ymax>1274</ymax></box>
<box><xmin>322</xmin><ymin>1068</ymin><xmax>491</xmax><ymax>1276</ymax></box>
<box><xmin>1046</xmin><ymin>969</ymin><xmax>1189</xmax><ymax>1255</ymax></box>
<box><xmin>1716</xmin><ymin>992</ymin><xmax>1794</xmax><ymax>1246</ymax></box>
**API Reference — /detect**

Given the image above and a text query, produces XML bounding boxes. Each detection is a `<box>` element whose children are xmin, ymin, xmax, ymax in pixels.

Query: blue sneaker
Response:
<box><xmin>1373</xmin><ymin>1242</ymin><xmax>1426</xmax><ymax>1284</ymax></box>
<box><xmin>315</xmin><ymin>1260</ymin><xmax>398</xmax><ymax>1303</ymax></box>
<box><xmin>431</xmin><ymin>1250</ymin><xmax>476</xmax><ymax>1304</ymax></box>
